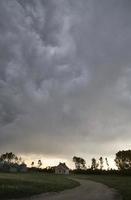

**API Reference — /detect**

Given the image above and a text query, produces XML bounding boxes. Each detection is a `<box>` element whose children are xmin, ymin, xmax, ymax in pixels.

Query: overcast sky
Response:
<box><xmin>0</xmin><ymin>0</ymin><xmax>131</xmax><ymax>167</ymax></box>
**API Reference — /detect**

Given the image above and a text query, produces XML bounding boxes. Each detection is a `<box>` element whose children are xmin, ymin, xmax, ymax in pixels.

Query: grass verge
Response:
<box><xmin>0</xmin><ymin>173</ymin><xmax>79</xmax><ymax>199</ymax></box>
<box><xmin>77</xmin><ymin>174</ymin><xmax>131</xmax><ymax>200</ymax></box>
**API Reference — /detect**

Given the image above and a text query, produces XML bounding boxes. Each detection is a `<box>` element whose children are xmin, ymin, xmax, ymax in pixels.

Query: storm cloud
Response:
<box><xmin>0</xmin><ymin>0</ymin><xmax>131</xmax><ymax>163</ymax></box>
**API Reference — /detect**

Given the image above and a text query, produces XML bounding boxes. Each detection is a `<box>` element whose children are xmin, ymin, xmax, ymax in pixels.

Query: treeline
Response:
<box><xmin>0</xmin><ymin>152</ymin><xmax>55</xmax><ymax>173</ymax></box>
<box><xmin>72</xmin><ymin>156</ymin><xmax>109</xmax><ymax>171</ymax></box>
<box><xmin>0</xmin><ymin>152</ymin><xmax>24</xmax><ymax>164</ymax></box>
<box><xmin>72</xmin><ymin>168</ymin><xmax>131</xmax><ymax>176</ymax></box>
<box><xmin>0</xmin><ymin>152</ymin><xmax>27</xmax><ymax>172</ymax></box>
<box><xmin>1</xmin><ymin>150</ymin><xmax>131</xmax><ymax>175</ymax></box>
<box><xmin>72</xmin><ymin>150</ymin><xmax>131</xmax><ymax>175</ymax></box>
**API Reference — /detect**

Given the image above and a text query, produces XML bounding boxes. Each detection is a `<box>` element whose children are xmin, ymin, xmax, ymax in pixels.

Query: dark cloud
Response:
<box><xmin>0</xmin><ymin>0</ymin><xmax>131</xmax><ymax>161</ymax></box>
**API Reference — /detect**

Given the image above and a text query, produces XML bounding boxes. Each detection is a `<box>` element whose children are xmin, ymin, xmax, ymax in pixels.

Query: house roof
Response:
<box><xmin>56</xmin><ymin>162</ymin><xmax>69</xmax><ymax>170</ymax></box>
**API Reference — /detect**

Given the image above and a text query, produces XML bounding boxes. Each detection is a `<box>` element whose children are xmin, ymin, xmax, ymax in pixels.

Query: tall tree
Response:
<box><xmin>0</xmin><ymin>152</ymin><xmax>16</xmax><ymax>164</ymax></box>
<box><xmin>81</xmin><ymin>158</ymin><xmax>86</xmax><ymax>169</ymax></box>
<box><xmin>31</xmin><ymin>161</ymin><xmax>34</xmax><ymax>167</ymax></box>
<box><xmin>115</xmin><ymin>150</ymin><xmax>131</xmax><ymax>170</ymax></box>
<box><xmin>91</xmin><ymin>158</ymin><xmax>99</xmax><ymax>170</ymax></box>
<box><xmin>99</xmin><ymin>157</ymin><xmax>104</xmax><ymax>170</ymax></box>
<box><xmin>105</xmin><ymin>158</ymin><xmax>109</xmax><ymax>170</ymax></box>
<box><xmin>38</xmin><ymin>160</ymin><xmax>42</xmax><ymax>168</ymax></box>
<box><xmin>18</xmin><ymin>157</ymin><xmax>22</xmax><ymax>164</ymax></box>
<box><xmin>0</xmin><ymin>152</ymin><xmax>23</xmax><ymax>166</ymax></box>
<box><xmin>73</xmin><ymin>156</ymin><xmax>86</xmax><ymax>170</ymax></box>
<box><xmin>14</xmin><ymin>156</ymin><xmax>18</xmax><ymax>163</ymax></box>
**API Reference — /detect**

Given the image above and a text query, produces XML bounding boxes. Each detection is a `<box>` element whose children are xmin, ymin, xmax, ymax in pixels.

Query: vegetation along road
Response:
<box><xmin>78</xmin><ymin>175</ymin><xmax>131</xmax><ymax>200</ymax></box>
<box><xmin>0</xmin><ymin>173</ymin><xmax>79</xmax><ymax>199</ymax></box>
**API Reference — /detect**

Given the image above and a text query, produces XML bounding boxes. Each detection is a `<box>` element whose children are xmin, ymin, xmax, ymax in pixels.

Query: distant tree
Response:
<box><xmin>81</xmin><ymin>158</ymin><xmax>86</xmax><ymax>169</ymax></box>
<box><xmin>99</xmin><ymin>157</ymin><xmax>104</xmax><ymax>170</ymax></box>
<box><xmin>73</xmin><ymin>156</ymin><xmax>80</xmax><ymax>169</ymax></box>
<box><xmin>21</xmin><ymin>161</ymin><xmax>26</xmax><ymax>165</ymax></box>
<box><xmin>73</xmin><ymin>156</ymin><xmax>86</xmax><ymax>170</ymax></box>
<box><xmin>18</xmin><ymin>157</ymin><xmax>22</xmax><ymax>164</ymax></box>
<box><xmin>105</xmin><ymin>158</ymin><xmax>109</xmax><ymax>170</ymax></box>
<box><xmin>0</xmin><ymin>152</ymin><xmax>24</xmax><ymax>167</ymax></box>
<box><xmin>91</xmin><ymin>158</ymin><xmax>99</xmax><ymax>170</ymax></box>
<box><xmin>38</xmin><ymin>160</ymin><xmax>42</xmax><ymax>168</ymax></box>
<box><xmin>14</xmin><ymin>156</ymin><xmax>18</xmax><ymax>163</ymax></box>
<box><xmin>0</xmin><ymin>153</ymin><xmax>6</xmax><ymax>162</ymax></box>
<box><xmin>0</xmin><ymin>152</ymin><xmax>16</xmax><ymax>164</ymax></box>
<box><xmin>8</xmin><ymin>152</ymin><xmax>16</xmax><ymax>163</ymax></box>
<box><xmin>31</xmin><ymin>161</ymin><xmax>34</xmax><ymax>167</ymax></box>
<box><xmin>115</xmin><ymin>150</ymin><xmax>131</xmax><ymax>170</ymax></box>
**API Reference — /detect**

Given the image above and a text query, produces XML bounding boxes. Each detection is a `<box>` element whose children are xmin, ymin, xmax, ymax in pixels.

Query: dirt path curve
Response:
<box><xmin>19</xmin><ymin>178</ymin><xmax>122</xmax><ymax>200</ymax></box>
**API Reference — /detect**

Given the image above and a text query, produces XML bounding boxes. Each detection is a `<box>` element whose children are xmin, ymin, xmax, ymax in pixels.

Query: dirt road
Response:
<box><xmin>18</xmin><ymin>178</ymin><xmax>122</xmax><ymax>200</ymax></box>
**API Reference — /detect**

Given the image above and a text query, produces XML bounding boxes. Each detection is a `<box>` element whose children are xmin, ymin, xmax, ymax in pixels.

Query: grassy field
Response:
<box><xmin>0</xmin><ymin>173</ymin><xmax>79</xmax><ymax>199</ymax></box>
<box><xmin>77</xmin><ymin>175</ymin><xmax>131</xmax><ymax>200</ymax></box>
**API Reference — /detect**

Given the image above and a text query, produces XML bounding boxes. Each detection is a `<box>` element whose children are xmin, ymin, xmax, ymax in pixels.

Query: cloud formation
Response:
<box><xmin>0</xmin><ymin>0</ymin><xmax>131</xmax><ymax>162</ymax></box>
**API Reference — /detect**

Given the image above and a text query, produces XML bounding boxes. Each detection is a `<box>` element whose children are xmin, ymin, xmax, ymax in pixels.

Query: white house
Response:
<box><xmin>55</xmin><ymin>163</ymin><xmax>69</xmax><ymax>175</ymax></box>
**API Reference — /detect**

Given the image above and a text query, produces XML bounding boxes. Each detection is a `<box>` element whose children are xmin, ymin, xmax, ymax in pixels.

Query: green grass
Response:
<box><xmin>77</xmin><ymin>174</ymin><xmax>131</xmax><ymax>200</ymax></box>
<box><xmin>0</xmin><ymin>173</ymin><xmax>79</xmax><ymax>199</ymax></box>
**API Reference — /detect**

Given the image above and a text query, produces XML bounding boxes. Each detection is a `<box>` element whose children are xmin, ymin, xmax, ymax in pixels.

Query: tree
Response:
<box><xmin>80</xmin><ymin>158</ymin><xmax>86</xmax><ymax>169</ymax></box>
<box><xmin>0</xmin><ymin>152</ymin><xmax>16</xmax><ymax>164</ymax></box>
<box><xmin>99</xmin><ymin>157</ymin><xmax>104</xmax><ymax>170</ymax></box>
<box><xmin>18</xmin><ymin>157</ymin><xmax>22</xmax><ymax>164</ymax></box>
<box><xmin>38</xmin><ymin>160</ymin><xmax>42</xmax><ymax>168</ymax></box>
<box><xmin>31</xmin><ymin>161</ymin><xmax>34</xmax><ymax>167</ymax></box>
<box><xmin>73</xmin><ymin>156</ymin><xmax>86</xmax><ymax>170</ymax></box>
<box><xmin>91</xmin><ymin>158</ymin><xmax>99</xmax><ymax>170</ymax></box>
<box><xmin>14</xmin><ymin>156</ymin><xmax>18</xmax><ymax>163</ymax></box>
<box><xmin>115</xmin><ymin>150</ymin><xmax>131</xmax><ymax>170</ymax></box>
<box><xmin>105</xmin><ymin>158</ymin><xmax>109</xmax><ymax>170</ymax></box>
<box><xmin>0</xmin><ymin>152</ymin><xmax>23</xmax><ymax>167</ymax></box>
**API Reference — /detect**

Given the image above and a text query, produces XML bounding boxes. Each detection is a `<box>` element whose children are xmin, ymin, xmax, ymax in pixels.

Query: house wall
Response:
<box><xmin>55</xmin><ymin>167</ymin><xmax>69</xmax><ymax>174</ymax></box>
<box><xmin>55</xmin><ymin>168</ymin><xmax>63</xmax><ymax>174</ymax></box>
<box><xmin>65</xmin><ymin>169</ymin><xmax>69</xmax><ymax>174</ymax></box>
